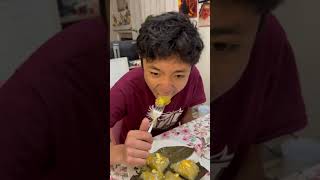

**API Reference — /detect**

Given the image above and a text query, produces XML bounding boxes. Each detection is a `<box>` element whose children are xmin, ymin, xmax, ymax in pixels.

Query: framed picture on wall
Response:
<box><xmin>57</xmin><ymin>0</ymin><xmax>100</xmax><ymax>28</ymax></box>
<box><xmin>178</xmin><ymin>0</ymin><xmax>198</xmax><ymax>18</ymax></box>
<box><xmin>117</xmin><ymin>0</ymin><xmax>129</xmax><ymax>12</ymax></box>
<box><xmin>198</xmin><ymin>2</ymin><xmax>210</xmax><ymax>27</ymax></box>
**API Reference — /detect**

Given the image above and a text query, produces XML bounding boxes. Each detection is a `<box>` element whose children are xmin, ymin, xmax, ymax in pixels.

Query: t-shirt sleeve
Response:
<box><xmin>0</xmin><ymin>78</ymin><xmax>50</xmax><ymax>179</ymax></box>
<box><xmin>110</xmin><ymin>84</ymin><xmax>127</xmax><ymax>128</ymax></box>
<box><xmin>189</xmin><ymin>67</ymin><xmax>206</xmax><ymax>107</ymax></box>
<box><xmin>255</xmin><ymin>39</ymin><xmax>307</xmax><ymax>144</ymax></box>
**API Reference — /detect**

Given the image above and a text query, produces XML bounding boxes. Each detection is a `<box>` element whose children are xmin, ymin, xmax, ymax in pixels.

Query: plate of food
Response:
<box><xmin>129</xmin><ymin>139</ymin><xmax>210</xmax><ymax>180</ymax></box>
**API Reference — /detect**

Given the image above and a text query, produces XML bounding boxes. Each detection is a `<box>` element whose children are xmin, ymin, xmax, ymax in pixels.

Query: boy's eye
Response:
<box><xmin>176</xmin><ymin>75</ymin><xmax>185</xmax><ymax>79</ymax></box>
<box><xmin>213</xmin><ymin>43</ymin><xmax>239</xmax><ymax>52</ymax></box>
<box><xmin>150</xmin><ymin>72</ymin><xmax>159</xmax><ymax>76</ymax></box>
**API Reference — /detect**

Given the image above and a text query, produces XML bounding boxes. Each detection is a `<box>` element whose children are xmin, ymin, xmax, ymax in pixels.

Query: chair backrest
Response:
<box><xmin>110</xmin><ymin>57</ymin><xmax>129</xmax><ymax>88</ymax></box>
<box><xmin>110</xmin><ymin>40</ymin><xmax>139</xmax><ymax>61</ymax></box>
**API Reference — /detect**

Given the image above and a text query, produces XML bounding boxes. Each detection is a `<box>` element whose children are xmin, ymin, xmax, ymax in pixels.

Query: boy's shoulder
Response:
<box><xmin>112</xmin><ymin>67</ymin><xmax>147</xmax><ymax>93</ymax></box>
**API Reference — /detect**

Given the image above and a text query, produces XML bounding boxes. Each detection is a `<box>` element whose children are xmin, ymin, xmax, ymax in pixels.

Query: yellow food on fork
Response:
<box><xmin>155</xmin><ymin>96</ymin><xmax>171</xmax><ymax>107</ymax></box>
<box><xmin>148</xmin><ymin>96</ymin><xmax>171</xmax><ymax>132</ymax></box>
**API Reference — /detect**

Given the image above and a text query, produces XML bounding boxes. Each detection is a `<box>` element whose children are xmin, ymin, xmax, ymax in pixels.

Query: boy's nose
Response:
<box><xmin>159</xmin><ymin>83</ymin><xmax>174</xmax><ymax>96</ymax></box>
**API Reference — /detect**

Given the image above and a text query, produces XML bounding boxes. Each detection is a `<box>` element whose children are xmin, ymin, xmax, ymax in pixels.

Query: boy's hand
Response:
<box><xmin>122</xmin><ymin>118</ymin><xmax>153</xmax><ymax>166</ymax></box>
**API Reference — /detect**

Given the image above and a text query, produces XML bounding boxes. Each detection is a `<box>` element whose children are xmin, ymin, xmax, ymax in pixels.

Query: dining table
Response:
<box><xmin>110</xmin><ymin>113</ymin><xmax>211</xmax><ymax>180</ymax></box>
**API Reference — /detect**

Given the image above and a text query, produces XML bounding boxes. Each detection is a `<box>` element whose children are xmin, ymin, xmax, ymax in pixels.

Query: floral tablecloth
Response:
<box><xmin>110</xmin><ymin>114</ymin><xmax>210</xmax><ymax>180</ymax></box>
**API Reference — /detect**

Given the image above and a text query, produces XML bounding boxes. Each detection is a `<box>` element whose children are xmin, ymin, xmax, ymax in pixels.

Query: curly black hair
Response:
<box><xmin>136</xmin><ymin>12</ymin><xmax>204</xmax><ymax>65</ymax></box>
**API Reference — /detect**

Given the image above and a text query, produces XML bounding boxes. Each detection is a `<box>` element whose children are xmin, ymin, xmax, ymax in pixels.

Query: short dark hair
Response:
<box><xmin>137</xmin><ymin>12</ymin><xmax>204</xmax><ymax>65</ymax></box>
<box><xmin>244</xmin><ymin>0</ymin><xmax>284</xmax><ymax>14</ymax></box>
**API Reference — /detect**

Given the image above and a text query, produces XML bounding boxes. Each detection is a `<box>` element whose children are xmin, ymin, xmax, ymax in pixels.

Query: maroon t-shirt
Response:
<box><xmin>110</xmin><ymin>66</ymin><xmax>206</xmax><ymax>144</ymax></box>
<box><xmin>0</xmin><ymin>19</ymin><xmax>107</xmax><ymax>179</ymax></box>
<box><xmin>212</xmin><ymin>14</ymin><xmax>307</xmax><ymax>179</ymax></box>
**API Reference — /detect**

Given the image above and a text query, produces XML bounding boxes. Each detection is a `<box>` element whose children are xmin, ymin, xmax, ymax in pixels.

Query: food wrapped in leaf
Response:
<box><xmin>170</xmin><ymin>160</ymin><xmax>199</xmax><ymax>180</ymax></box>
<box><xmin>164</xmin><ymin>171</ymin><xmax>183</xmax><ymax>180</ymax></box>
<box><xmin>146</xmin><ymin>153</ymin><xmax>170</xmax><ymax>173</ymax></box>
<box><xmin>155</xmin><ymin>96</ymin><xmax>171</xmax><ymax>107</ymax></box>
<box><xmin>140</xmin><ymin>169</ymin><xmax>164</xmax><ymax>180</ymax></box>
<box><xmin>140</xmin><ymin>165</ymin><xmax>151</xmax><ymax>173</ymax></box>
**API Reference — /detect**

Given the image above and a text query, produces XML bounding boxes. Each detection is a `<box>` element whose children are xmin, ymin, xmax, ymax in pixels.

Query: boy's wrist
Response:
<box><xmin>110</xmin><ymin>144</ymin><xmax>125</xmax><ymax>165</ymax></box>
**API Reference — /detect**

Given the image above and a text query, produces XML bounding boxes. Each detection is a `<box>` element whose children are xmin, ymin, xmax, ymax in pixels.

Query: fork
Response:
<box><xmin>147</xmin><ymin>105</ymin><xmax>165</xmax><ymax>133</ymax></box>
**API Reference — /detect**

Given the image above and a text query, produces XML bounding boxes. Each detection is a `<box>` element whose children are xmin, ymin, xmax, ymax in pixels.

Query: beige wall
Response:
<box><xmin>196</xmin><ymin>27</ymin><xmax>210</xmax><ymax>105</ymax></box>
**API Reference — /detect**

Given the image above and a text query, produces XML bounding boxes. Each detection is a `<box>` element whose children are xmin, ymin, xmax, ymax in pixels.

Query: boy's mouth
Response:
<box><xmin>156</xmin><ymin>93</ymin><xmax>173</xmax><ymax>99</ymax></box>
